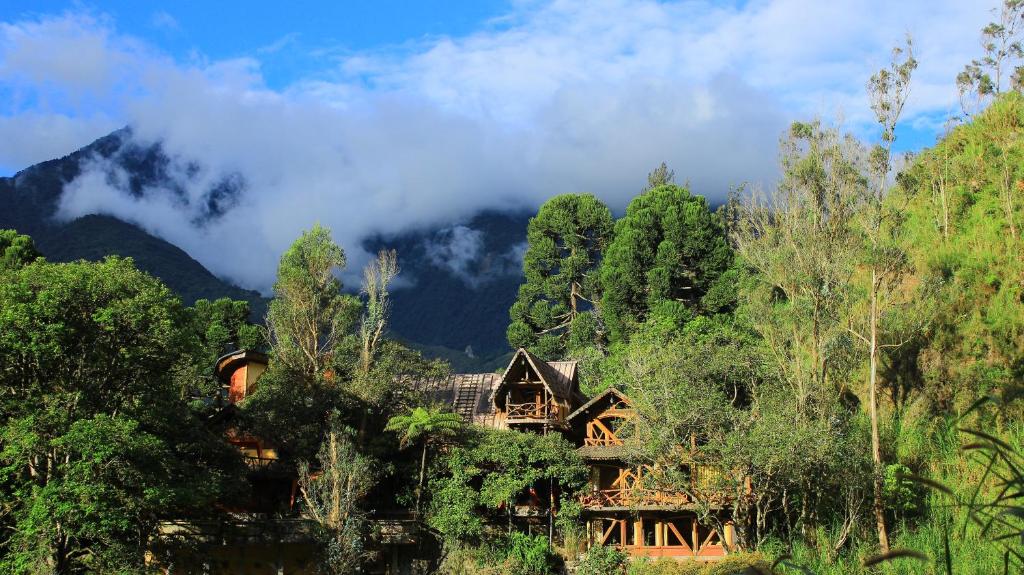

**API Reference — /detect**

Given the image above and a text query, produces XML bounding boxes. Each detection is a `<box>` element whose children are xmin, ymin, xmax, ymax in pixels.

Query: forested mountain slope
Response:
<box><xmin>894</xmin><ymin>92</ymin><xmax>1024</xmax><ymax>411</ymax></box>
<box><xmin>0</xmin><ymin>129</ymin><xmax>267</xmax><ymax>315</ymax></box>
<box><xmin>0</xmin><ymin>130</ymin><xmax>529</xmax><ymax>370</ymax></box>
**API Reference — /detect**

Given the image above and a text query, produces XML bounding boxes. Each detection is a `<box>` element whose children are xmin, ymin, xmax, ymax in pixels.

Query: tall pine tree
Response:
<box><xmin>600</xmin><ymin>182</ymin><xmax>732</xmax><ymax>343</ymax></box>
<box><xmin>507</xmin><ymin>193</ymin><xmax>614</xmax><ymax>359</ymax></box>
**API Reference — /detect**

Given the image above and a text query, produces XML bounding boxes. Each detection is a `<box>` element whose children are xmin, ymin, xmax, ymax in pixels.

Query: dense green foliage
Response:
<box><xmin>894</xmin><ymin>92</ymin><xmax>1024</xmax><ymax>410</ymax></box>
<box><xmin>600</xmin><ymin>183</ymin><xmax>733</xmax><ymax>343</ymax></box>
<box><xmin>0</xmin><ymin>230</ymin><xmax>39</xmax><ymax>271</ymax></box>
<box><xmin>0</xmin><ymin>257</ymin><xmax>242</xmax><ymax>573</ymax></box>
<box><xmin>507</xmin><ymin>194</ymin><xmax>614</xmax><ymax>359</ymax></box>
<box><xmin>426</xmin><ymin>428</ymin><xmax>586</xmax><ymax>545</ymax></box>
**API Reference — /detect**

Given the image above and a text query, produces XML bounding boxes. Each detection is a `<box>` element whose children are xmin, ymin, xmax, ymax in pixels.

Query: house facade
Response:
<box><xmin>422</xmin><ymin>347</ymin><xmax>741</xmax><ymax>561</ymax></box>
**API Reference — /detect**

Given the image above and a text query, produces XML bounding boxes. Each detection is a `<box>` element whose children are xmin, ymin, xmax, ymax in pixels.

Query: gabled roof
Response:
<box><xmin>492</xmin><ymin>348</ymin><xmax>581</xmax><ymax>409</ymax></box>
<box><xmin>567</xmin><ymin>387</ymin><xmax>633</xmax><ymax>423</ymax></box>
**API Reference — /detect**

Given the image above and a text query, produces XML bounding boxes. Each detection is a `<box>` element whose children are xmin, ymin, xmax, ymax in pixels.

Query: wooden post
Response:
<box><xmin>654</xmin><ymin>520</ymin><xmax>664</xmax><ymax>547</ymax></box>
<box><xmin>724</xmin><ymin>521</ymin><xmax>736</xmax><ymax>552</ymax></box>
<box><xmin>633</xmin><ymin>517</ymin><xmax>643</xmax><ymax>547</ymax></box>
<box><xmin>692</xmin><ymin>518</ymin><xmax>699</xmax><ymax>557</ymax></box>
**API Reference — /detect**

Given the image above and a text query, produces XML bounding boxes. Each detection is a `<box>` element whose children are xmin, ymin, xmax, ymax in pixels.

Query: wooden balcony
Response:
<box><xmin>581</xmin><ymin>488</ymin><xmax>694</xmax><ymax>510</ymax></box>
<box><xmin>505</xmin><ymin>401</ymin><xmax>562</xmax><ymax>424</ymax></box>
<box><xmin>580</xmin><ymin>486</ymin><xmax>734</xmax><ymax>510</ymax></box>
<box><xmin>242</xmin><ymin>455</ymin><xmax>281</xmax><ymax>471</ymax></box>
<box><xmin>591</xmin><ymin>516</ymin><xmax>730</xmax><ymax>559</ymax></box>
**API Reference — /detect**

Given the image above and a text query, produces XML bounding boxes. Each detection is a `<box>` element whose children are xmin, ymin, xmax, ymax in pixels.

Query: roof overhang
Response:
<box><xmin>214</xmin><ymin>350</ymin><xmax>269</xmax><ymax>382</ymax></box>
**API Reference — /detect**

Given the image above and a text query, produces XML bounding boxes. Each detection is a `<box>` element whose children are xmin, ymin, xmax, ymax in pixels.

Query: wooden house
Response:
<box><xmin>213</xmin><ymin>349</ymin><xmax>296</xmax><ymax>510</ymax></box>
<box><xmin>423</xmin><ymin>349</ymin><xmax>742</xmax><ymax>561</ymax></box>
<box><xmin>492</xmin><ymin>348</ymin><xmax>586</xmax><ymax>430</ymax></box>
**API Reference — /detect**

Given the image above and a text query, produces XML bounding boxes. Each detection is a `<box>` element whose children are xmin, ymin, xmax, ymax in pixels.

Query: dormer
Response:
<box><xmin>492</xmin><ymin>348</ymin><xmax>584</xmax><ymax>430</ymax></box>
<box><xmin>568</xmin><ymin>387</ymin><xmax>634</xmax><ymax>448</ymax></box>
<box><xmin>214</xmin><ymin>350</ymin><xmax>269</xmax><ymax>404</ymax></box>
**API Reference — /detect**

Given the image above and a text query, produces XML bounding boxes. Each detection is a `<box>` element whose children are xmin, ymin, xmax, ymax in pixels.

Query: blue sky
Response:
<box><xmin>0</xmin><ymin>1</ymin><xmax>999</xmax><ymax>289</ymax></box>
<box><xmin>5</xmin><ymin>1</ymin><xmax>513</xmax><ymax>92</ymax></box>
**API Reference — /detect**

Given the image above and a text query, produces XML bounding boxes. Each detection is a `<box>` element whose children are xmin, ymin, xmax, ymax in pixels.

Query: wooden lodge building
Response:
<box><xmin>152</xmin><ymin>348</ymin><xmax>739</xmax><ymax>573</ymax></box>
<box><xmin>419</xmin><ymin>348</ymin><xmax>738</xmax><ymax>561</ymax></box>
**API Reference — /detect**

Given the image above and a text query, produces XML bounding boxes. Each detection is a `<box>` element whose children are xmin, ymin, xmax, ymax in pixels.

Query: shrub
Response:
<box><xmin>703</xmin><ymin>552</ymin><xmax>771</xmax><ymax>574</ymax></box>
<box><xmin>504</xmin><ymin>532</ymin><xmax>559</xmax><ymax>575</ymax></box>
<box><xmin>627</xmin><ymin>558</ymin><xmax>703</xmax><ymax>575</ymax></box>
<box><xmin>626</xmin><ymin>553</ymin><xmax>770</xmax><ymax>575</ymax></box>
<box><xmin>575</xmin><ymin>545</ymin><xmax>628</xmax><ymax>575</ymax></box>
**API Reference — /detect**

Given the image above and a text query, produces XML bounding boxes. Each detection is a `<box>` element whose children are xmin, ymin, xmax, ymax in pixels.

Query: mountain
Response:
<box><xmin>0</xmin><ymin>129</ymin><xmax>528</xmax><ymax>371</ymax></box>
<box><xmin>366</xmin><ymin>210</ymin><xmax>530</xmax><ymax>370</ymax></box>
<box><xmin>0</xmin><ymin>129</ymin><xmax>267</xmax><ymax>317</ymax></box>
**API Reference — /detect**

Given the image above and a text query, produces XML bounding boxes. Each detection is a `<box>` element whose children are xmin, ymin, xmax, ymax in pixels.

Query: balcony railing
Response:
<box><xmin>506</xmin><ymin>402</ymin><xmax>557</xmax><ymax>420</ymax></box>
<box><xmin>580</xmin><ymin>486</ymin><xmax>734</xmax><ymax>509</ymax></box>
<box><xmin>580</xmin><ymin>488</ymin><xmax>693</xmax><ymax>508</ymax></box>
<box><xmin>583</xmin><ymin>436</ymin><xmax>624</xmax><ymax>446</ymax></box>
<box><xmin>242</xmin><ymin>455</ymin><xmax>280</xmax><ymax>470</ymax></box>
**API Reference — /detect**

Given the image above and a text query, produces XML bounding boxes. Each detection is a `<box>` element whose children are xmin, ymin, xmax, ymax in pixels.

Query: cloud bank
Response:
<box><xmin>0</xmin><ymin>1</ymin><xmax>993</xmax><ymax>291</ymax></box>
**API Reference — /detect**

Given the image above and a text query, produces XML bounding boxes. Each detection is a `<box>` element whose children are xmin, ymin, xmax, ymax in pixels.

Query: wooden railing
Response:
<box><xmin>584</xmin><ymin>436</ymin><xmax>623</xmax><ymax>446</ymax></box>
<box><xmin>506</xmin><ymin>402</ymin><xmax>558</xmax><ymax>420</ymax></box>
<box><xmin>580</xmin><ymin>488</ymin><xmax>694</xmax><ymax>508</ymax></box>
<box><xmin>242</xmin><ymin>455</ymin><xmax>279</xmax><ymax>470</ymax></box>
<box><xmin>580</xmin><ymin>482</ymin><xmax>737</xmax><ymax>509</ymax></box>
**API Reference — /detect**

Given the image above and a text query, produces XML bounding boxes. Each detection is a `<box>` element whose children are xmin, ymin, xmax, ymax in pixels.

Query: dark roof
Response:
<box><xmin>414</xmin><ymin>372</ymin><xmax>503</xmax><ymax>428</ymax></box>
<box><xmin>576</xmin><ymin>444</ymin><xmax>630</xmax><ymax>461</ymax></box>
<box><xmin>567</xmin><ymin>387</ymin><xmax>633</xmax><ymax>423</ymax></box>
<box><xmin>214</xmin><ymin>350</ymin><xmax>269</xmax><ymax>381</ymax></box>
<box><xmin>493</xmin><ymin>348</ymin><xmax>581</xmax><ymax>408</ymax></box>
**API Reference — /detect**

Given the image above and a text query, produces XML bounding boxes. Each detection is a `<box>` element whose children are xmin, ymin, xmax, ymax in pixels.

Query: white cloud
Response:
<box><xmin>425</xmin><ymin>225</ymin><xmax>486</xmax><ymax>284</ymax></box>
<box><xmin>151</xmin><ymin>11</ymin><xmax>179</xmax><ymax>32</ymax></box>
<box><xmin>0</xmin><ymin>1</ymin><xmax>1000</xmax><ymax>292</ymax></box>
<box><xmin>0</xmin><ymin>112</ymin><xmax>119</xmax><ymax>170</ymax></box>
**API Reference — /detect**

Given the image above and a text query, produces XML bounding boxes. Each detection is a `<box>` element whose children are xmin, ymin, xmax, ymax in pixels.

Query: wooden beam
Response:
<box><xmin>599</xmin><ymin>520</ymin><xmax>617</xmax><ymax>545</ymax></box>
<box><xmin>666</xmin><ymin>521</ymin><xmax>691</xmax><ymax>553</ymax></box>
<box><xmin>701</xmin><ymin>528</ymin><xmax>719</xmax><ymax>548</ymax></box>
<box><xmin>591</xmin><ymin>418</ymin><xmax>619</xmax><ymax>444</ymax></box>
<box><xmin>691</xmin><ymin>518</ymin><xmax>699</xmax><ymax>556</ymax></box>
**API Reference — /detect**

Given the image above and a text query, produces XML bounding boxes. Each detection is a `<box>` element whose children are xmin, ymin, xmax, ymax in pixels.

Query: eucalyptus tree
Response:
<box><xmin>958</xmin><ymin>0</ymin><xmax>1024</xmax><ymax>115</ymax></box>
<box><xmin>851</xmin><ymin>37</ymin><xmax>917</xmax><ymax>553</ymax></box>
<box><xmin>265</xmin><ymin>224</ymin><xmax>361</xmax><ymax>382</ymax></box>
<box><xmin>297</xmin><ymin>425</ymin><xmax>374</xmax><ymax>575</ymax></box>
<box><xmin>507</xmin><ymin>193</ymin><xmax>614</xmax><ymax>359</ymax></box>
<box><xmin>734</xmin><ymin>121</ymin><xmax>866</xmax><ymax>412</ymax></box>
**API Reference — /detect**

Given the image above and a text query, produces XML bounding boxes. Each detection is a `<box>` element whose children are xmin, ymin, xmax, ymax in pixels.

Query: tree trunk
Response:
<box><xmin>1002</xmin><ymin>159</ymin><xmax>1017</xmax><ymax>241</ymax></box>
<box><xmin>869</xmin><ymin>271</ymin><xmax>890</xmax><ymax>553</ymax></box>
<box><xmin>940</xmin><ymin>166</ymin><xmax>950</xmax><ymax>241</ymax></box>
<box><xmin>416</xmin><ymin>442</ymin><xmax>427</xmax><ymax>515</ymax></box>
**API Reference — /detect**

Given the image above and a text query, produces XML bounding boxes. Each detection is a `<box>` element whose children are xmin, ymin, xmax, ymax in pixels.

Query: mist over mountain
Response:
<box><xmin>0</xmin><ymin>129</ymin><xmax>529</xmax><ymax>369</ymax></box>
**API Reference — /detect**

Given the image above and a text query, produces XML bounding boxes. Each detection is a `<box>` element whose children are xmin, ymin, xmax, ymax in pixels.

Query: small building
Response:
<box><xmin>148</xmin><ymin>350</ymin><xmax>313</xmax><ymax>574</ymax></box>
